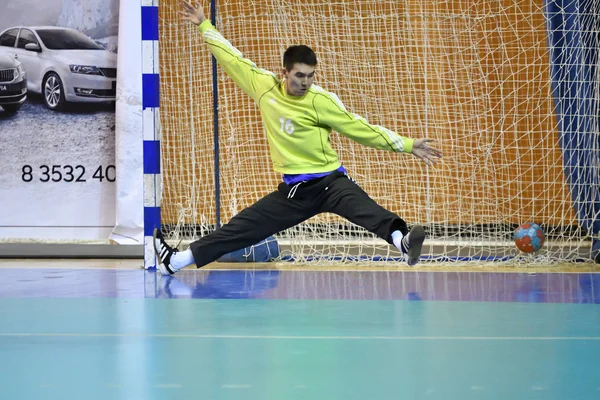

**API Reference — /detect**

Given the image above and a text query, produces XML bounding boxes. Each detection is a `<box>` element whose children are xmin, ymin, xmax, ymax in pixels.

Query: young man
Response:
<box><xmin>153</xmin><ymin>0</ymin><xmax>443</xmax><ymax>275</ymax></box>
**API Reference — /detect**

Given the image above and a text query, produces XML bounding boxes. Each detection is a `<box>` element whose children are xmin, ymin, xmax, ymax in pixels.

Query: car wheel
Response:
<box><xmin>2</xmin><ymin>104</ymin><xmax>22</xmax><ymax>114</ymax></box>
<box><xmin>43</xmin><ymin>72</ymin><xmax>66</xmax><ymax>110</ymax></box>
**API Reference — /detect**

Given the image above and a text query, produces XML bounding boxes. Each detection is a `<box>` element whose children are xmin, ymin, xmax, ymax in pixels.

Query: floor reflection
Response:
<box><xmin>0</xmin><ymin>265</ymin><xmax>597</xmax><ymax>303</ymax></box>
<box><xmin>153</xmin><ymin>269</ymin><xmax>600</xmax><ymax>303</ymax></box>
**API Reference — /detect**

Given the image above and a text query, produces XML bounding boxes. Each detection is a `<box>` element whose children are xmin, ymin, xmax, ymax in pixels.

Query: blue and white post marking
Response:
<box><xmin>141</xmin><ymin>0</ymin><xmax>161</xmax><ymax>269</ymax></box>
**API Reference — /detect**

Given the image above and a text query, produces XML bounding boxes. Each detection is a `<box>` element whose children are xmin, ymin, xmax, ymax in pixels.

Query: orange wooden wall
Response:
<box><xmin>159</xmin><ymin>0</ymin><xmax>575</xmax><ymax>229</ymax></box>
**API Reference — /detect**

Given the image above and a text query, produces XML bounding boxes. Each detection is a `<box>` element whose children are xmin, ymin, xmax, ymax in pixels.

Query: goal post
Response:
<box><xmin>154</xmin><ymin>0</ymin><xmax>599</xmax><ymax>265</ymax></box>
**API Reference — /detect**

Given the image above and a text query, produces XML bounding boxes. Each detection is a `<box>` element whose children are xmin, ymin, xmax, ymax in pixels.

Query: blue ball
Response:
<box><xmin>514</xmin><ymin>223</ymin><xmax>545</xmax><ymax>253</ymax></box>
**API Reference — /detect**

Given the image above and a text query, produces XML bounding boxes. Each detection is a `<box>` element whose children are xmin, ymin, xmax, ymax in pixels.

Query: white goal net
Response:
<box><xmin>158</xmin><ymin>0</ymin><xmax>599</xmax><ymax>264</ymax></box>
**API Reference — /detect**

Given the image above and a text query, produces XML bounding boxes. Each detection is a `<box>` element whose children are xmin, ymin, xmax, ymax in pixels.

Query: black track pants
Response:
<box><xmin>189</xmin><ymin>171</ymin><xmax>407</xmax><ymax>267</ymax></box>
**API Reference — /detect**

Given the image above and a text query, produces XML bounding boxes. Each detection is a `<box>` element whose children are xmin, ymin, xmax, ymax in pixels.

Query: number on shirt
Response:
<box><xmin>279</xmin><ymin>117</ymin><xmax>294</xmax><ymax>135</ymax></box>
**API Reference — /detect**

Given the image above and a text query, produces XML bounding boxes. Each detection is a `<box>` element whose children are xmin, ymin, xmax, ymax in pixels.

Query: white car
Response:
<box><xmin>0</xmin><ymin>26</ymin><xmax>116</xmax><ymax>110</ymax></box>
<box><xmin>0</xmin><ymin>52</ymin><xmax>27</xmax><ymax>113</ymax></box>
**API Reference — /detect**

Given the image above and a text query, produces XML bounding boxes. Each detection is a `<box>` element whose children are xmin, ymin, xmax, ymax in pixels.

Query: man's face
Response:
<box><xmin>283</xmin><ymin>63</ymin><xmax>315</xmax><ymax>96</ymax></box>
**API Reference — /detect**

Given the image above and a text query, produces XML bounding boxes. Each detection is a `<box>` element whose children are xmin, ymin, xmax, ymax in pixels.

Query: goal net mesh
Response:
<box><xmin>158</xmin><ymin>0</ymin><xmax>599</xmax><ymax>264</ymax></box>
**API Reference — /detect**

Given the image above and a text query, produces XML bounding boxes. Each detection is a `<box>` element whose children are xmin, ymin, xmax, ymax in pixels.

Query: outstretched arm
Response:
<box><xmin>179</xmin><ymin>1</ymin><xmax>277</xmax><ymax>100</ymax></box>
<box><xmin>315</xmin><ymin>91</ymin><xmax>442</xmax><ymax>166</ymax></box>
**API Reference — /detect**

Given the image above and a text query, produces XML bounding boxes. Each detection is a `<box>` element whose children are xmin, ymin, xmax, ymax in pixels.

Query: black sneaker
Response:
<box><xmin>153</xmin><ymin>228</ymin><xmax>178</xmax><ymax>276</ymax></box>
<box><xmin>405</xmin><ymin>225</ymin><xmax>426</xmax><ymax>266</ymax></box>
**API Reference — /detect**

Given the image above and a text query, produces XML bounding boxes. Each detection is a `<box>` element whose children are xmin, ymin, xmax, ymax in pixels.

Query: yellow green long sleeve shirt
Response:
<box><xmin>198</xmin><ymin>20</ymin><xmax>414</xmax><ymax>174</ymax></box>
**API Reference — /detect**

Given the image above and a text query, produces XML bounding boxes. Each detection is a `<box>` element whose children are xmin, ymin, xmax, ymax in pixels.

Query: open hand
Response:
<box><xmin>411</xmin><ymin>139</ymin><xmax>442</xmax><ymax>166</ymax></box>
<box><xmin>179</xmin><ymin>1</ymin><xmax>206</xmax><ymax>25</ymax></box>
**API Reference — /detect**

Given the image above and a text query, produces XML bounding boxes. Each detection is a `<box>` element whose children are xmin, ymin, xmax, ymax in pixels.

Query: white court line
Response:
<box><xmin>0</xmin><ymin>333</ymin><xmax>599</xmax><ymax>340</ymax></box>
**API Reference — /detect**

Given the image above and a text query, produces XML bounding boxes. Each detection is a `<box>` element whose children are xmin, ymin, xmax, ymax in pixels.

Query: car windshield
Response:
<box><xmin>35</xmin><ymin>29</ymin><xmax>103</xmax><ymax>50</ymax></box>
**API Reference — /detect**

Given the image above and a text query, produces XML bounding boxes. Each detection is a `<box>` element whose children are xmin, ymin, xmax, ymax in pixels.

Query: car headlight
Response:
<box><xmin>69</xmin><ymin>65</ymin><xmax>102</xmax><ymax>75</ymax></box>
<box><xmin>16</xmin><ymin>64</ymin><xmax>25</xmax><ymax>76</ymax></box>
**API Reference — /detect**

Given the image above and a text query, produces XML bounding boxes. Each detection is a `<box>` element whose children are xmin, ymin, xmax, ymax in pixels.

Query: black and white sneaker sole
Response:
<box><xmin>156</xmin><ymin>262</ymin><xmax>174</xmax><ymax>276</ymax></box>
<box><xmin>406</xmin><ymin>225</ymin><xmax>426</xmax><ymax>266</ymax></box>
<box><xmin>153</xmin><ymin>228</ymin><xmax>175</xmax><ymax>275</ymax></box>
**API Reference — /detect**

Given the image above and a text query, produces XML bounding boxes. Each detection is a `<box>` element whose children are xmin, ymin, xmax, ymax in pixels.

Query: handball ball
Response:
<box><xmin>514</xmin><ymin>223</ymin><xmax>545</xmax><ymax>253</ymax></box>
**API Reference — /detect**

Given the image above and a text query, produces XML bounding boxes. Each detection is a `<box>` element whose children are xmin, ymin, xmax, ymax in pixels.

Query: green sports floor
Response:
<box><xmin>0</xmin><ymin>260</ymin><xmax>599</xmax><ymax>400</ymax></box>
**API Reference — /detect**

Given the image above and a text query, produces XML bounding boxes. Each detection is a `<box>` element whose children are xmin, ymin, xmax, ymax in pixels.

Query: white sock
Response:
<box><xmin>391</xmin><ymin>230</ymin><xmax>410</xmax><ymax>254</ymax></box>
<box><xmin>170</xmin><ymin>249</ymin><xmax>195</xmax><ymax>270</ymax></box>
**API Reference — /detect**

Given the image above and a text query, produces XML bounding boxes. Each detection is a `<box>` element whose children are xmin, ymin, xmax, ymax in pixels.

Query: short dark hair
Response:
<box><xmin>283</xmin><ymin>45</ymin><xmax>317</xmax><ymax>71</ymax></box>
